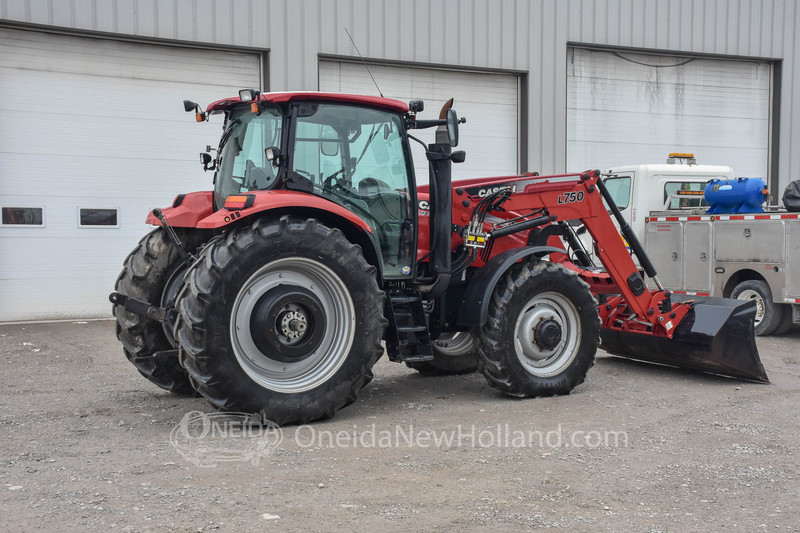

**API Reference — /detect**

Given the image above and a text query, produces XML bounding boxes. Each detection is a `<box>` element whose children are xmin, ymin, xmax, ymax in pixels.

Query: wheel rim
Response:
<box><xmin>736</xmin><ymin>289</ymin><xmax>765</xmax><ymax>325</ymax></box>
<box><xmin>513</xmin><ymin>291</ymin><xmax>581</xmax><ymax>377</ymax></box>
<box><xmin>432</xmin><ymin>332</ymin><xmax>474</xmax><ymax>357</ymax></box>
<box><xmin>230</xmin><ymin>257</ymin><xmax>355</xmax><ymax>393</ymax></box>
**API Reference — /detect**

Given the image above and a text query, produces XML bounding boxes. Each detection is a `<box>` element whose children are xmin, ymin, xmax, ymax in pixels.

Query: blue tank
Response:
<box><xmin>704</xmin><ymin>178</ymin><xmax>768</xmax><ymax>214</ymax></box>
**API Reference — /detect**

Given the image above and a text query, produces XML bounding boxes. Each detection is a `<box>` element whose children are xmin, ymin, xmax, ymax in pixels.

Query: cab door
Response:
<box><xmin>290</xmin><ymin>103</ymin><xmax>416</xmax><ymax>279</ymax></box>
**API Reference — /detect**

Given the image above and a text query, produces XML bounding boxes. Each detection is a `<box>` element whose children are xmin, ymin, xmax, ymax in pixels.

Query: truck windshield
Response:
<box><xmin>214</xmin><ymin>105</ymin><xmax>283</xmax><ymax>206</ymax></box>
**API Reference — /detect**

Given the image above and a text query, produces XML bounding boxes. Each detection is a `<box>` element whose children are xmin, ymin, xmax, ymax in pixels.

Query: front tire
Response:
<box><xmin>478</xmin><ymin>261</ymin><xmax>599</xmax><ymax>397</ymax></box>
<box><xmin>406</xmin><ymin>332</ymin><xmax>479</xmax><ymax>375</ymax></box>
<box><xmin>731</xmin><ymin>280</ymin><xmax>780</xmax><ymax>336</ymax></box>
<box><xmin>175</xmin><ymin>217</ymin><xmax>387</xmax><ymax>425</ymax></box>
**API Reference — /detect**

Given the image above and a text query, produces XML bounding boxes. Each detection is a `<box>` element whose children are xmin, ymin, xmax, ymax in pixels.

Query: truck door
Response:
<box><xmin>602</xmin><ymin>172</ymin><xmax>635</xmax><ymax>250</ymax></box>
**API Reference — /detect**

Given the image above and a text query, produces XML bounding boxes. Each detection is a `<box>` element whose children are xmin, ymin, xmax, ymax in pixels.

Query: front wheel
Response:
<box><xmin>175</xmin><ymin>216</ymin><xmax>387</xmax><ymax>425</ymax></box>
<box><xmin>406</xmin><ymin>332</ymin><xmax>479</xmax><ymax>375</ymax></box>
<box><xmin>478</xmin><ymin>261</ymin><xmax>599</xmax><ymax>397</ymax></box>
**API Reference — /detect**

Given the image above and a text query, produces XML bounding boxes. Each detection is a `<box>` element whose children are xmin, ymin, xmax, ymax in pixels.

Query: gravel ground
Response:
<box><xmin>1</xmin><ymin>319</ymin><xmax>798</xmax><ymax>532</ymax></box>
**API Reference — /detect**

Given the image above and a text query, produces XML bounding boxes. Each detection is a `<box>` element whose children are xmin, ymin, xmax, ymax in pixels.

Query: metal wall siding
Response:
<box><xmin>0</xmin><ymin>0</ymin><xmax>797</xmax><ymax>186</ymax></box>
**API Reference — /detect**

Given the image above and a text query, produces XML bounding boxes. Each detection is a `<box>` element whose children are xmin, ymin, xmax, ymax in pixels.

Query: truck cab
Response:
<box><xmin>601</xmin><ymin>154</ymin><xmax>735</xmax><ymax>240</ymax></box>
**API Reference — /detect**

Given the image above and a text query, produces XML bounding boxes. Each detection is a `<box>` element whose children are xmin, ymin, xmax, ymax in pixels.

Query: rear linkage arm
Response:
<box><xmin>108</xmin><ymin>292</ymin><xmax>176</xmax><ymax>325</ymax></box>
<box><xmin>109</xmin><ymin>208</ymin><xmax>194</xmax><ymax>325</ymax></box>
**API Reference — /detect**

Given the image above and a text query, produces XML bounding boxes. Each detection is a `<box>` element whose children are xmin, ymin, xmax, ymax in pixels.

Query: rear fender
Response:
<box><xmin>455</xmin><ymin>246</ymin><xmax>566</xmax><ymax>327</ymax></box>
<box><xmin>195</xmin><ymin>190</ymin><xmax>373</xmax><ymax>232</ymax></box>
<box><xmin>197</xmin><ymin>190</ymin><xmax>383</xmax><ymax>282</ymax></box>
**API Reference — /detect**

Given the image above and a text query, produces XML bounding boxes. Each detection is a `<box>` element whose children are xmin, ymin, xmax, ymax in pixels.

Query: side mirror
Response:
<box><xmin>183</xmin><ymin>100</ymin><xmax>206</xmax><ymax>121</ymax></box>
<box><xmin>446</xmin><ymin>108</ymin><xmax>461</xmax><ymax>147</ymax></box>
<box><xmin>265</xmin><ymin>146</ymin><xmax>282</xmax><ymax>167</ymax></box>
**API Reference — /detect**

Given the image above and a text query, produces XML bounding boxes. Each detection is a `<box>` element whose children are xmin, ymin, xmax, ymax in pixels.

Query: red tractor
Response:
<box><xmin>110</xmin><ymin>90</ymin><xmax>767</xmax><ymax>425</ymax></box>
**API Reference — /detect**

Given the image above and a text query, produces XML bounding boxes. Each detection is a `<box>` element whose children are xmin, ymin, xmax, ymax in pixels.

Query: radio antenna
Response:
<box><xmin>344</xmin><ymin>27</ymin><xmax>384</xmax><ymax>98</ymax></box>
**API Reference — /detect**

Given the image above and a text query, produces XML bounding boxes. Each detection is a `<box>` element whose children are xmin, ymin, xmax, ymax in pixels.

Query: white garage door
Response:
<box><xmin>0</xmin><ymin>28</ymin><xmax>261</xmax><ymax>321</ymax></box>
<box><xmin>567</xmin><ymin>47</ymin><xmax>770</xmax><ymax>177</ymax></box>
<box><xmin>319</xmin><ymin>60</ymin><xmax>519</xmax><ymax>182</ymax></box>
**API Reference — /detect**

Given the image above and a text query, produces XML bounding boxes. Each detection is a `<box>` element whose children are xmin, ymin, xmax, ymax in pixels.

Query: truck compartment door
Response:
<box><xmin>645</xmin><ymin>221</ymin><xmax>683</xmax><ymax>289</ymax></box>
<box><xmin>788</xmin><ymin>221</ymin><xmax>800</xmax><ymax>298</ymax></box>
<box><xmin>683</xmin><ymin>222</ymin><xmax>712</xmax><ymax>292</ymax></box>
<box><xmin>714</xmin><ymin>221</ymin><xmax>784</xmax><ymax>263</ymax></box>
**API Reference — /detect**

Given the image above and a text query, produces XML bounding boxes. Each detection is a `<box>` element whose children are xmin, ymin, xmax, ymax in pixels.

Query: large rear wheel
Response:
<box><xmin>478</xmin><ymin>261</ymin><xmax>599</xmax><ymax>397</ymax></box>
<box><xmin>113</xmin><ymin>227</ymin><xmax>207</xmax><ymax>395</ymax></box>
<box><xmin>175</xmin><ymin>217</ymin><xmax>387</xmax><ymax>425</ymax></box>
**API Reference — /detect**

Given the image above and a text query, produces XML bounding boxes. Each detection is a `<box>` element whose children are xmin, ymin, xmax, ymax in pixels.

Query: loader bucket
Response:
<box><xmin>600</xmin><ymin>294</ymin><xmax>769</xmax><ymax>382</ymax></box>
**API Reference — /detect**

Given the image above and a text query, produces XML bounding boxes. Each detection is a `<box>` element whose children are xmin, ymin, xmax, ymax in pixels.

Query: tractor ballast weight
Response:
<box><xmin>111</xmin><ymin>90</ymin><xmax>767</xmax><ymax>426</ymax></box>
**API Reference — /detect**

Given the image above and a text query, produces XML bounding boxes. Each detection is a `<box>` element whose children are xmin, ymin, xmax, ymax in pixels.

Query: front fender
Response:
<box><xmin>455</xmin><ymin>246</ymin><xmax>565</xmax><ymax>327</ymax></box>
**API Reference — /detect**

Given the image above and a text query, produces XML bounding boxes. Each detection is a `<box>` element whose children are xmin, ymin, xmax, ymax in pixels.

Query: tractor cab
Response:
<box><xmin>194</xmin><ymin>90</ymin><xmax>460</xmax><ymax>280</ymax></box>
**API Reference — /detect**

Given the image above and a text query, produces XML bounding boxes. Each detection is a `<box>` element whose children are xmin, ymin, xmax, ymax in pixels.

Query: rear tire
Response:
<box><xmin>175</xmin><ymin>216</ymin><xmax>387</xmax><ymax>425</ymax></box>
<box><xmin>406</xmin><ymin>332</ymin><xmax>479</xmax><ymax>376</ymax></box>
<box><xmin>113</xmin><ymin>228</ymin><xmax>207</xmax><ymax>395</ymax></box>
<box><xmin>478</xmin><ymin>261</ymin><xmax>599</xmax><ymax>397</ymax></box>
<box><xmin>731</xmin><ymin>280</ymin><xmax>780</xmax><ymax>336</ymax></box>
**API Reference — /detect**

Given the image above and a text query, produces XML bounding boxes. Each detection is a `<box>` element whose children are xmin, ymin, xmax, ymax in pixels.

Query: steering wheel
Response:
<box><xmin>323</xmin><ymin>169</ymin><xmax>346</xmax><ymax>190</ymax></box>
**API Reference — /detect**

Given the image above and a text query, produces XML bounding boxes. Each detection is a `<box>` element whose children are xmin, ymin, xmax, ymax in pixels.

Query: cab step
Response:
<box><xmin>385</xmin><ymin>291</ymin><xmax>433</xmax><ymax>363</ymax></box>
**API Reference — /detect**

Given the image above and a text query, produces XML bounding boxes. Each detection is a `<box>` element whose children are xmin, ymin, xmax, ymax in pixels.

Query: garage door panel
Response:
<box><xmin>0</xmin><ymin>28</ymin><xmax>260</xmax><ymax>321</ymax></box>
<box><xmin>567</xmin><ymin>48</ymin><xmax>770</xmax><ymax>177</ymax></box>
<box><xmin>569</xmin><ymin>81</ymin><xmax>770</xmax><ymax>119</ymax></box>
<box><xmin>0</xmin><ymin>27</ymin><xmax>259</xmax><ymax>86</ymax></box>
<box><xmin>320</xmin><ymin>60</ymin><xmax>518</xmax><ymax>180</ymax></box>
<box><xmin>570</xmin><ymin>51</ymin><xmax>769</xmax><ymax>87</ymax></box>
<box><xmin>0</xmin><ymin>156</ymin><xmax>213</xmax><ymax>198</ymax></box>
<box><xmin>570</xmin><ymin>110</ymin><xmax>769</xmax><ymax>148</ymax></box>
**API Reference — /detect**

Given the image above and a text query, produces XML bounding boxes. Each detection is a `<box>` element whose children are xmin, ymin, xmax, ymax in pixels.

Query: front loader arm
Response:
<box><xmin>458</xmin><ymin>170</ymin><xmax>688</xmax><ymax>338</ymax></box>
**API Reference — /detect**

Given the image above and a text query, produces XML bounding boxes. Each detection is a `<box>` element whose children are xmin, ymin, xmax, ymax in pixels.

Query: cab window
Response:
<box><xmin>603</xmin><ymin>176</ymin><xmax>632</xmax><ymax>210</ymax></box>
<box><xmin>664</xmin><ymin>181</ymin><xmax>708</xmax><ymax>209</ymax></box>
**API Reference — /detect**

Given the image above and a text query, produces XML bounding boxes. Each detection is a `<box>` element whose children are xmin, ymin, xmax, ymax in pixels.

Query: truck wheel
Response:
<box><xmin>113</xmin><ymin>227</ymin><xmax>207</xmax><ymax>395</ymax></box>
<box><xmin>478</xmin><ymin>261</ymin><xmax>599</xmax><ymax>397</ymax></box>
<box><xmin>406</xmin><ymin>332</ymin><xmax>479</xmax><ymax>375</ymax></box>
<box><xmin>731</xmin><ymin>280</ymin><xmax>781</xmax><ymax>336</ymax></box>
<box><xmin>175</xmin><ymin>217</ymin><xmax>387</xmax><ymax>425</ymax></box>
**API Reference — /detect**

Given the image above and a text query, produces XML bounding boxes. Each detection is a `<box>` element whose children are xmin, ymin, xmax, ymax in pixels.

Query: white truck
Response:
<box><xmin>594</xmin><ymin>154</ymin><xmax>799</xmax><ymax>336</ymax></box>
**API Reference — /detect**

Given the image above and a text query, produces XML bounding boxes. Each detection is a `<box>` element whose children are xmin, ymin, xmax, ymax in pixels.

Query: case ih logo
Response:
<box><xmin>465</xmin><ymin>183</ymin><xmax>518</xmax><ymax>198</ymax></box>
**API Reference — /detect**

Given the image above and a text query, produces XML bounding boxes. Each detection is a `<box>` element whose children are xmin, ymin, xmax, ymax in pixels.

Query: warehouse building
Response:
<box><xmin>0</xmin><ymin>0</ymin><xmax>797</xmax><ymax>321</ymax></box>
